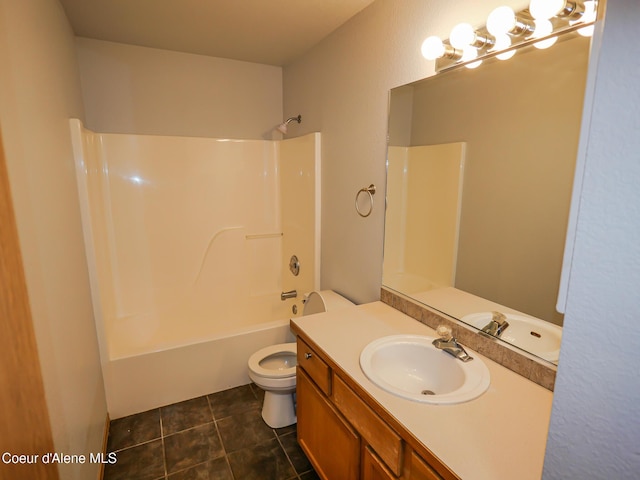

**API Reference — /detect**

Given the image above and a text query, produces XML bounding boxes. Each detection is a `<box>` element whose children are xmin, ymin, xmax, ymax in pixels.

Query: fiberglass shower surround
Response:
<box><xmin>71</xmin><ymin>119</ymin><xmax>320</xmax><ymax>417</ymax></box>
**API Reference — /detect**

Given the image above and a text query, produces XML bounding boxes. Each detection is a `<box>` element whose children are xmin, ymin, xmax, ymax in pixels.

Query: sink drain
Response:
<box><xmin>421</xmin><ymin>389</ymin><xmax>436</xmax><ymax>396</ymax></box>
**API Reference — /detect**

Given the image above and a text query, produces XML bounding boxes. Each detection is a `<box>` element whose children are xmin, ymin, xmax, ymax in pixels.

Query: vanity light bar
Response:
<box><xmin>421</xmin><ymin>0</ymin><xmax>599</xmax><ymax>72</ymax></box>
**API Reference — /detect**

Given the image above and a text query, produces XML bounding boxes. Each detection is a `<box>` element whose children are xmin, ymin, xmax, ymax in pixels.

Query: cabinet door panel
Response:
<box><xmin>363</xmin><ymin>446</ymin><xmax>396</xmax><ymax>480</ymax></box>
<box><xmin>297</xmin><ymin>369</ymin><xmax>360</xmax><ymax>480</ymax></box>
<box><xmin>410</xmin><ymin>451</ymin><xmax>443</xmax><ymax>480</ymax></box>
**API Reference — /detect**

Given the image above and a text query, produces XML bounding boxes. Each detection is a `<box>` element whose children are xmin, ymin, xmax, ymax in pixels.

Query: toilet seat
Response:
<box><xmin>248</xmin><ymin>343</ymin><xmax>297</xmax><ymax>379</ymax></box>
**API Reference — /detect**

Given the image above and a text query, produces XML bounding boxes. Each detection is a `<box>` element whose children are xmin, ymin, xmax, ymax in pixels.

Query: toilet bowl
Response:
<box><xmin>247</xmin><ymin>290</ymin><xmax>355</xmax><ymax>428</ymax></box>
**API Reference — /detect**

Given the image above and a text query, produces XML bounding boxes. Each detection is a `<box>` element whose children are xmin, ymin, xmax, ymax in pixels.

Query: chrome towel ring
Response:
<box><xmin>355</xmin><ymin>184</ymin><xmax>376</xmax><ymax>217</ymax></box>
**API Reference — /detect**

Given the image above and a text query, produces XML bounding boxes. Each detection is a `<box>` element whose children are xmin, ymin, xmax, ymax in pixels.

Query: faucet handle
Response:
<box><xmin>492</xmin><ymin>311</ymin><xmax>507</xmax><ymax>325</ymax></box>
<box><xmin>436</xmin><ymin>325</ymin><xmax>453</xmax><ymax>341</ymax></box>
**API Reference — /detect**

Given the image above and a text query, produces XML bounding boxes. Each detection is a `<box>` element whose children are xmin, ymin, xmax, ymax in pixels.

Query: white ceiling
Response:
<box><xmin>59</xmin><ymin>0</ymin><xmax>376</xmax><ymax>66</ymax></box>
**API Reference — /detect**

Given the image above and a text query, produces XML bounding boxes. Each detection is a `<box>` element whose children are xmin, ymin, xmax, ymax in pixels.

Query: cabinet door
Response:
<box><xmin>363</xmin><ymin>446</ymin><xmax>396</xmax><ymax>480</ymax></box>
<box><xmin>410</xmin><ymin>452</ymin><xmax>443</xmax><ymax>480</ymax></box>
<box><xmin>297</xmin><ymin>369</ymin><xmax>360</xmax><ymax>480</ymax></box>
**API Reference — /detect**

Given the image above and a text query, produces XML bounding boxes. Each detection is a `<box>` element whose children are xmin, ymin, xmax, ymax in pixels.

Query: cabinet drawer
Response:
<box><xmin>297</xmin><ymin>337</ymin><xmax>331</xmax><ymax>395</ymax></box>
<box><xmin>333</xmin><ymin>374</ymin><xmax>404</xmax><ymax>476</ymax></box>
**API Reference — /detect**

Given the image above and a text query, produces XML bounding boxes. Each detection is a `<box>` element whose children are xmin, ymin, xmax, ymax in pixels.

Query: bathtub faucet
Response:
<box><xmin>281</xmin><ymin>290</ymin><xmax>297</xmax><ymax>301</ymax></box>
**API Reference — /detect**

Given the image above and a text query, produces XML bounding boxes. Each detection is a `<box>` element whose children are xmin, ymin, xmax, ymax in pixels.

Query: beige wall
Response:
<box><xmin>283</xmin><ymin>0</ymin><xmax>529</xmax><ymax>304</ymax></box>
<box><xmin>0</xmin><ymin>0</ymin><xmax>107</xmax><ymax>478</ymax></box>
<box><xmin>75</xmin><ymin>38</ymin><xmax>283</xmax><ymax>139</ymax></box>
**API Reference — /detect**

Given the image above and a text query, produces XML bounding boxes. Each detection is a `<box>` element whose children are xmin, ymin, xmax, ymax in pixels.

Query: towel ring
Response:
<box><xmin>355</xmin><ymin>184</ymin><xmax>376</xmax><ymax>217</ymax></box>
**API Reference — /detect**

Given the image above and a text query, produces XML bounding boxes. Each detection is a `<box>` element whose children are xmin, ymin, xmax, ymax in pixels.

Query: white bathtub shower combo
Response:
<box><xmin>70</xmin><ymin>119</ymin><xmax>322</xmax><ymax>418</ymax></box>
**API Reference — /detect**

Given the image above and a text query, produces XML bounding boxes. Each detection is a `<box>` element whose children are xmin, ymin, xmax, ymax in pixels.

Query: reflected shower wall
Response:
<box><xmin>384</xmin><ymin>143</ymin><xmax>465</xmax><ymax>294</ymax></box>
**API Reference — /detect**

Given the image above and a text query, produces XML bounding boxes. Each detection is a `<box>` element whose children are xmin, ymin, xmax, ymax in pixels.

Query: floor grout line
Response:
<box><xmin>159</xmin><ymin>415</ymin><xmax>168</xmax><ymax>479</ymax></box>
<box><xmin>108</xmin><ymin>435</ymin><xmax>162</xmax><ymax>453</ymax></box>
<box><xmin>274</xmin><ymin>432</ymin><xmax>300</xmax><ymax>480</ymax></box>
<box><xmin>162</xmin><ymin>419</ymin><xmax>217</xmax><ymax>438</ymax></box>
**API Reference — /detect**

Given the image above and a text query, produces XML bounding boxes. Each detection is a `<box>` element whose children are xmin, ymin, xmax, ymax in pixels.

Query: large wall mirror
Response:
<box><xmin>384</xmin><ymin>33</ymin><xmax>592</xmax><ymax>364</ymax></box>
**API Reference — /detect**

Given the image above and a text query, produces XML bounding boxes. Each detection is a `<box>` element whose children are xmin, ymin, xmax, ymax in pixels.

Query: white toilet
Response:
<box><xmin>247</xmin><ymin>290</ymin><xmax>355</xmax><ymax>428</ymax></box>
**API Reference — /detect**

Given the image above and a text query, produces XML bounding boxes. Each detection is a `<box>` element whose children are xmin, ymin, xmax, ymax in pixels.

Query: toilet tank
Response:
<box><xmin>303</xmin><ymin>290</ymin><xmax>355</xmax><ymax>316</ymax></box>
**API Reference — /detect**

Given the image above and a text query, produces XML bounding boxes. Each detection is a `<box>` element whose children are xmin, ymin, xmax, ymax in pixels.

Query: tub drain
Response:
<box><xmin>421</xmin><ymin>389</ymin><xmax>436</xmax><ymax>396</ymax></box>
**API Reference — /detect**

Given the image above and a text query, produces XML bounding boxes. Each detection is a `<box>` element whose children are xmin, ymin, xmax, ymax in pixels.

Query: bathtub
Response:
<box><xmin>70</xmin><ymin>120</ymin><xmax>320</xmax><ymax>418</ymax></box>
<box><xmin>103</xmin><ymin>315</ymin><xmax>295</xmax><ymax>419</ymax></box>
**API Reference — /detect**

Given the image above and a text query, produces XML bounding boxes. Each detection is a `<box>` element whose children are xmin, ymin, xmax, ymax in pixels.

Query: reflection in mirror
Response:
<box><xmin>385</xmin><ymin>143</ymin><xmax>465</xmax><ymax>291</ymax></box>
<box><xmin>384</xmin><ymin>33</ymin><xmax>591</xmax><ymax>363</ymax></box>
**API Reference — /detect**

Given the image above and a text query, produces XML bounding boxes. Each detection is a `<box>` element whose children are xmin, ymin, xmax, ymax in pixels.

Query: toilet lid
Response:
<box><xmin>303</xmin><ymin>291</ymin><xmax>327</xmax><ymax>315</ymax></box>
<box><xmin>248</xmin><ymin>343</ymin><xmax>297</xmax><ymax>379</ymax></box>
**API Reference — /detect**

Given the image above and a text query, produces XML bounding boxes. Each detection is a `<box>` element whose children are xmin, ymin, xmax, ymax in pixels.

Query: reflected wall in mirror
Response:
<box><xmin>384</xmin><ymin>33</ymin><xmax>592</xmax><ymax>363</ymax></box>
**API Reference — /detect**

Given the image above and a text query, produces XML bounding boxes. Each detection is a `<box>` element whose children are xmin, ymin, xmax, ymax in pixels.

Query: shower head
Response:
<box><xmin>276</xmin><ymin>115</ymin><xmax>302</xmax><ymax>134</ymax></box>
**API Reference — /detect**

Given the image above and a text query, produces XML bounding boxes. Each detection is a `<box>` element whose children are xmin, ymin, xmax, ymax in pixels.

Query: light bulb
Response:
<box><xmin>577</xmin><ymin>24</ymin><xmax>595</xmax><ymax>37</ymax></box>
<box><xmin>462</xmin><ymin>47</ymin><xmax>482</xmax><ymax>68</ymax></box>
<box><xmin>529</xmin><ymin>0</ymin><xmax>566</xmax><ymax>20</ymax></box>
<box><xmin>465</xmin><ymin>59</ymin><xmax>483</xmax><ymax>69</ymax></box>
<box><xmin>461</xmin><ymin>47</ymin><xmax>477</xmax><ymax>61</ymax></box>
<box><xmin>534</xmin><ymin>36</ymin><xmax>558</xmax><ymax>49</ymax></box>
<box><xmin>421</xmin><ymin>36</ymin><xmax>445</xmax><ymax>60</ymax></box>
<box><xmin>491</xmin><ymin>34</ymin><xmax>516</xmax><ymax>60</ymax></box>
<box><xmin>532</xmin><ymin>19</ymin><xmax>558</xmax><ymax>49</ymax></box>
<box><xmin>487</xmin><ymin>6</ymin><xmax>516</xmax><ymax>36</ymax></box>
<box><xmin>532</xmin><ymin>18</ymin><xmax>553</xmax><ymax>36</ymax></box>
<box><xmin>450</xmin><ymin>23</ymin><xmax>476</xmax><ymax>49</ymax></box>
<box><xmin>572</xmin><ymin>1</ymin><xmax>597</xmax><ymax>37</ymax></box>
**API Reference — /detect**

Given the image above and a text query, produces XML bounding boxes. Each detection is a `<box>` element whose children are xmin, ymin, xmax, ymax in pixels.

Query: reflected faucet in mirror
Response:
<box><xmin>480</xmin><ymin>311</ymin><xmax>509</xmax><ymax>338</ymax></box>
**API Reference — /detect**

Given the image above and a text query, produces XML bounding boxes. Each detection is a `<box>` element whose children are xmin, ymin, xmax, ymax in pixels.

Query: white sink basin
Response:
<box><xmin>360</xmin><ymin>335</ymin><xmax>490</xmax><ymax>405</ymax></box>
<box><xmin>462</xmin><ymin>312</ymin><xmax>562</xmax><ymax>363</ymax></box>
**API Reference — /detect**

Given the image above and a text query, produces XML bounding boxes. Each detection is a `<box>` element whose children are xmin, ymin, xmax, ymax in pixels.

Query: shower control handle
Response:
<box><xmin>289</xmin><ymin>255</ymin><xmax>300</xmax><ymax>276</ymax></box>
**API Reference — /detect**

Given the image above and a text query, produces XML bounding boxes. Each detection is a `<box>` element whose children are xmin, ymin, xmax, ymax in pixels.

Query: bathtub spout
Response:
<box><xmin>281</xmin><ymin>290</ymin><xmax>297</xmax><ymax>301</ymax></box>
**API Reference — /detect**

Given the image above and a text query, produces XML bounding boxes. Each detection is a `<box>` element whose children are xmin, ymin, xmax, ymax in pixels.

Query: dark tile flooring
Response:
<box><xmin>104</xmin><ymin>384</ymin><xmax>319</xmax><ymax>480</ymax></box>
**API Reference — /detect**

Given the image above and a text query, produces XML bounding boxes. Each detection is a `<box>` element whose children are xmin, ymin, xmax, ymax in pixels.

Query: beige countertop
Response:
<box><xmin>291</xmin><ymin>301</ymin><xmax>553</xmax><ymax>480</ymax></box>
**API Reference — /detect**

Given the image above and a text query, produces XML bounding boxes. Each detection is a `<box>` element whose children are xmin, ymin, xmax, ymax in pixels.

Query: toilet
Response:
<box><xmin>247</xmin><ymin>290</ymin><xmax>355</xmax><ymax>428</ymax></box>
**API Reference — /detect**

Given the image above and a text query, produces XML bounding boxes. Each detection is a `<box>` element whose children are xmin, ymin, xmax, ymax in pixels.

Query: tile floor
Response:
<box><xmin>103</xmin><ymin>384</ymin><xmax>319</xmax><ymax>480</ymax></box>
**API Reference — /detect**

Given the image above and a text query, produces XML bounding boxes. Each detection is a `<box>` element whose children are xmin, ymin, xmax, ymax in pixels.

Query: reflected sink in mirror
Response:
<box><xmin>360</xmin><ymin>335</ymin><xmax>490</xmax><ymax>405</ymax></box>
<box><xmin>463</xmin><ymin>312</ymin><xmax>562</xmax><ymax>364</ymax></box>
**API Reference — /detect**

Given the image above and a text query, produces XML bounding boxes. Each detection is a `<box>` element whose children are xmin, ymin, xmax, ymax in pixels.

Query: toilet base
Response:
<box><xmin>261</xmin><ymin>390</ymin><xmax>296</xmax><ymax>428</ymax></box>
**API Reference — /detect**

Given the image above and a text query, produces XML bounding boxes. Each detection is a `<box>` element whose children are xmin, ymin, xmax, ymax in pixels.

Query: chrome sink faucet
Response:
<box><xmin>432</xmin><ymin>325</ymin><xmax>473</xmax><ymax>362</ymax></box>
<box><xmin>480</xmin><ymin>311</ymin><xmax>510</xmax><ymax>338</ymax></box>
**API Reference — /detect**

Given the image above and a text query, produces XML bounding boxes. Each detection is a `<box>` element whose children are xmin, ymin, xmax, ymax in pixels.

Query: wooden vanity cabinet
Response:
<box><xmin>295</xmin><ymin>335</ymin><xmax>455</xmax><ymax>480</ymax></box>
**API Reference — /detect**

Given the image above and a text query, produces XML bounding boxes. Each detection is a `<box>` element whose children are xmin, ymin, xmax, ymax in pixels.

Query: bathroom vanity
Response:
<box><xmin>291</xmin><ymin>302</ymin><xmax>553</xmax><ymax>480</ymax></box>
